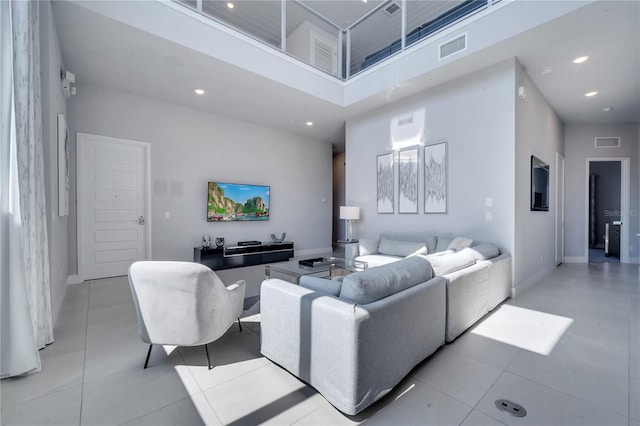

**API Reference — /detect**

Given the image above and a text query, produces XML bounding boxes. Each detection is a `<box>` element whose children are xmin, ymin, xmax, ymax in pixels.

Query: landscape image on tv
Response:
<box><xmin>207</xmin><ymin>182</ymin><xmax>270</xmax><ymax>222</ymax></box>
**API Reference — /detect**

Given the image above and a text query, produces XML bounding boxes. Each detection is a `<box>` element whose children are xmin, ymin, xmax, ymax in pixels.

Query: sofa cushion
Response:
<box><xmin>299</xmin><ymin>276</ymin><xmax>343</xmax><ymax>296</ymax></box>
<box><xmin>378</xmin><ymin>239</ymin><xmax>428</xmax><ymax>257</ymax></box>
<box><xmin>465</xmin><ymin>244</ymin><xmax>500</xmax><ymax>261</ymax></box>
<box><xmin>426</xmin><ymin>250</ymin><xmax>476</xmax><ymax>276</ymax></box>
<box><xmin>380</xmin><ymin>233</ymin><xmax>437</xmax><ymax>253</ymax></box>
<box><xmin>435</xmin><ymin>236</ymin><xmax>454</xmax><ymax>252</ymax></box>
<box><xmin>339</xmin><ymin>256</ymin><xmax>433</xmax><ymax>304</ymax></box>
<box><xmin>448</xmin><ymin>236</ymin><xmax>474</xmax><ymax>251</ymax></box>
<box><xmin>358</xmin><ymin>238</ymin><xmax>380</xmax><ymax>256</ymax></box>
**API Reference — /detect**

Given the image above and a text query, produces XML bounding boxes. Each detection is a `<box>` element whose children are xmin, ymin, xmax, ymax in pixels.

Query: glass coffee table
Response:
<box><xmin>264</xmin><ymin>257</ymin><xmax>368</xmax><ymax>284</ymax></box>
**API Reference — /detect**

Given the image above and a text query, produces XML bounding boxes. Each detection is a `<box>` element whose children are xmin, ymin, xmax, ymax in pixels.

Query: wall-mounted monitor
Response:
<box><xmin>531</xmin><ymin>155</ymin><xmax>549</xmax><ymax>211</ymax></box>
<box><xmin>207</xmin><ymin>182</ymin><xmax>270</xmax><ymax>222</ymax></box>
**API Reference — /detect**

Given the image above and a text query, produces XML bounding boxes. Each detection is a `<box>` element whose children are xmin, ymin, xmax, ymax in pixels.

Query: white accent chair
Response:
<box><xmin>128</xmin><ymin>261</ymin><xmax>246</xmax><ymax>369</ymax></box>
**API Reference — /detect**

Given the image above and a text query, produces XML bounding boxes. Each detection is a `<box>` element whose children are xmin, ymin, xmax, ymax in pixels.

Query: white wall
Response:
<box><xmin>345</xmin><ymin>60</ymin><xmax>516</xmax><ymax>257</ymax></box>
<box><xmin>564</xmin><ymin>123</ymin><xmax>639</xmax><ymax>263</ymax></box>
<box><xmin>67</xmin><ymin>84</ymin><xmax>333</xmax><ymax>276</ymax></box>
<box><xmin>333</xmin><ymin>152</ymin><xmax>345</xmax><ymax>242</ymax></box>
<box><xmin>39</xmin><ymin>0</ymin><xmax>69</xmax><ymax>322</ymax></box>
<box><xmin>513</xmin><ymin>62</ymin><xmax>564</xmax><ymax>292</ymax></box>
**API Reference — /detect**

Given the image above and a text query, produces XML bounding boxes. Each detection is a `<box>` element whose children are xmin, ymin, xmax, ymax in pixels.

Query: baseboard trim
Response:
<box><xmin>512</xmin><ymin>264</ymin><xmax>556</xmax><ymax>298</ymax></box>
<box><xmin>66</xmin><ymin>274</ymin><xmax>83</xmax><ymax>285</ymax></box>
<box><xmin>563</xmin><ymin>256</ymin><xmax>587</xmax><ymax>264</ymax></box>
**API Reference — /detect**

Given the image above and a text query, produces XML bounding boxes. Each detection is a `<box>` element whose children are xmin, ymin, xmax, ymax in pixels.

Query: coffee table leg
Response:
<box><xmin>264</xmin><ymin>266</ymin><xmax>271</xmax><ymax>280</ymax></box>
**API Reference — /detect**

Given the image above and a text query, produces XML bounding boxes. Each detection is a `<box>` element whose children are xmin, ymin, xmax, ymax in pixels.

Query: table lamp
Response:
<box><xmin>340</xmin><ymin>206</ymin><xmax>360</xmax><ymax>242</ymax></box>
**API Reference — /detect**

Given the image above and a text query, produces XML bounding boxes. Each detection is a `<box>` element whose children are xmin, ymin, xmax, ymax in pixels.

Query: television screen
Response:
<box><xmin>531</xmin><ymin>155</ymin><xmax>549</xmax><ymax>211</ymax></box>
<box><xmin>207</xmin><ymin>182</ymin><xmax>270</xmax><ymax>222</ymax></box>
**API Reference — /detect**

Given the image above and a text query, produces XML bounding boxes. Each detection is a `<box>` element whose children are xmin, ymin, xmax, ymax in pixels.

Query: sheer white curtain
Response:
<box><xmin>0</xmin><ymin>0</ymin><xmax>53</xmax><ymax>379</ymax></box>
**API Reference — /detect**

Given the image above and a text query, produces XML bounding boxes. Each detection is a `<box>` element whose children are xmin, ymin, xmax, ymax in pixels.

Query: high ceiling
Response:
<box><xmin>51</xmin><ymin>0</ymin><xmax>639</xmax><ymax>150</ymax></box>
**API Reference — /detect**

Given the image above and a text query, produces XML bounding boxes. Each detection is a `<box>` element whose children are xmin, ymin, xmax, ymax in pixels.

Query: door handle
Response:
<box><xmin>137</xmin><ymin>216</ymin><xmax>145</xmax><ymax>225</ymax></box>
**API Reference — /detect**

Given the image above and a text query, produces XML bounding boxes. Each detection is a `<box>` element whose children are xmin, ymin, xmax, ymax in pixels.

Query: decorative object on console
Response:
<box><xmin>398</xmin><ymin>146</ymin><xmax>419</xmax><ymax>214</ymax></box>
<box><xmin>270</xmin><ymin>232</ymin><xmax>286</xmax><ymax>243</ymax></box>
<box><xmin>215</xmin><ymin>237</ymin><xmax>225</xmax><ymax>248</ymax></box>
<box><xmin>424</xmin><ymin>140</ymin><xmax>448</xmax><ymax>213</ymax></box>
<box><xmin>376</xmin><ymin>152</ymin><xmax>394</xmax><ymax>213</ymax></box>
<box><xmin>339</xmin><ymin>206</ymin><xmax>360</xmax><ymax>242</ymax></box>
<box><xmin>202</xmin><ymin>235</ymin><xmax>212</xmax><ymax>248</ymax></box>
<box><xmin>207</xmin><ymin>181</ymin><xmax>270</xmax><ymax>222</ymax></box>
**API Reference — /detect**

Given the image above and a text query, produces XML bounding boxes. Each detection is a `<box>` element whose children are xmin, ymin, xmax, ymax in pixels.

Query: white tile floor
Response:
<box><xmin>1</xmin><ymin>262</ymin><xmax>638</xmax><ymax>426</ymax></box>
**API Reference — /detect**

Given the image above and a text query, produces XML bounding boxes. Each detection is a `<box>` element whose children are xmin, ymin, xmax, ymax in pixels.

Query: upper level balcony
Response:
<box><xmin>173</xmin><ymin>0</ymin><xmax>498</xmax><ymax>81</ymax></box>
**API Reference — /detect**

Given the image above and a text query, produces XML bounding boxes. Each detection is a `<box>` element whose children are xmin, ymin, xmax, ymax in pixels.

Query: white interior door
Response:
<box><xmin>556</xmin><ymin>152</ymin><xmax>565</xmax><ymax>265</ymax></box>
<box><xmin>78</xmin><ymin>133</ymin><xmax>150</xmax><ymax>280</ymax></box>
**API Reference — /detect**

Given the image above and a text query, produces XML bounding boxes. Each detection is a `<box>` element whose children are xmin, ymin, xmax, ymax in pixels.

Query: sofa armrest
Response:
<box><xmin>443</xmin><ymin>262</ymin><xmax>489</xmax><ymax>342</ymax></box>
<box><xmin>260</xmin><ymin>276</ymin><xmax>446</xmax><ymax>415</ymax></box>
<box><xmin>478</xmin><ymin>252</ymin><xmax>512</xmax><ymax>310</ymax></box>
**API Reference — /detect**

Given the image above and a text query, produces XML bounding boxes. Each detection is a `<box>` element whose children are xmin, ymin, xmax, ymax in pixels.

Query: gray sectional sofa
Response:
<box><xmin>356</xmin><ymin>233</ymin><xmax>512</xmax><ymax>341</ymax></box>
<box><xmin>260</xmin><ymin>233</ymin><xmax>511</xmax><ymax>415</ymax></box>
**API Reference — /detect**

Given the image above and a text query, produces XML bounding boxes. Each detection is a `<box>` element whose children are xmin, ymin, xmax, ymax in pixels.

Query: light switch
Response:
<box><xmin>485</xmin><ymin>197</ymin><xmax>493</xmax><ymax>207</ymax></box>
<box><xmin>485</xmin><ymin>212</ymin><xmax>493</xmax><ymax>221</ymax></box>
<box><xmin>164</xmin><ymin>211</ymin><xmax>171</xmax><ymax>219</ymax></box>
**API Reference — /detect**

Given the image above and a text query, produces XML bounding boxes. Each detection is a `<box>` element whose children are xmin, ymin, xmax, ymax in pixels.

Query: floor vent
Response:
<box><xmin>439</xmin><ymin>33</ymin><xmax>467</xmax><ymax>60</ymax></box>
<box><xmin>595</xmin><ymin>137</ymin><xmax>620</xmax><ymax>148</ymax></box>
<box><xmin>384</xmin><ymin>1</ymin><xmax>400</xmax><ymax>16</ymax></box>
<box><xmin>495</xmin><ymin>399</ymin><xmax>527</xmax><ymax>417</ymax></box>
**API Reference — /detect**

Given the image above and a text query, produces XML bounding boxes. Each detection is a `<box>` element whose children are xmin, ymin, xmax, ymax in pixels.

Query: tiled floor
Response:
<box><xmin>1</xmin><ymin>262</ymin><xmax>638</xmax><ymax>425</ymax></box>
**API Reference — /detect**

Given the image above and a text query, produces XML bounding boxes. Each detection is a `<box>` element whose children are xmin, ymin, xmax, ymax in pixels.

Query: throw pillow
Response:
<box><xmin>426</xmin><ymin>250</ymin><xmax>476</xmax><ymax>276</ymax></box>
<box><xmin>448</xmin><ymin>236</ymin><xmax>474</xmax><ymax>251</ymax></box>
<box><xmin>378</xmin><ymin>238</ymin><xmax>428</xmax><ymax>257</ymax></box>
<box><xmin>466</xmin><ymin>244</ymin><xmax>500</xmax><ymax>260</ymax></box>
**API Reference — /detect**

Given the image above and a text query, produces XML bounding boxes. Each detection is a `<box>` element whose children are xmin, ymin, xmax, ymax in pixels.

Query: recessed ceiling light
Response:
<box><xmin>540</xmin><ymin>67</ymin><xmax>553</xmax><ymax>75</ymax></box>
<box><xmin>585</xmin><ymin>91</ymin><xmax>598</xmax><ymax>97</ymax></box>
<box><xmin>194</xmin><ymin>89</ymin><xmax>205</xmax><ymax>95</ymax></box>
<box><xmin>226</xmin><ymin>2</ymin><xmax>234</xmax><ymax>8</ymax></box>
<box><xmin>305</xmin><ymin>121</ymin><xmax>314</xmax><ymax>127</ymax></box>
<box><xmin>573</xmin><ymin>56</ymin><xmax>589</xmax><ymax>64</ymax></box>
<box><xmin>603</xmin><ymin>106</ymin><xmax>614</xmax><ymax>112</ymax></box>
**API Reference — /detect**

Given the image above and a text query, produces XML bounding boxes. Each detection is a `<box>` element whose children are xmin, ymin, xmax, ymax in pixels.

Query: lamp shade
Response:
<box><xmin>340</xmin><ymin>206</ymin><xmax>360</xmax><ymax>220</ymax></box>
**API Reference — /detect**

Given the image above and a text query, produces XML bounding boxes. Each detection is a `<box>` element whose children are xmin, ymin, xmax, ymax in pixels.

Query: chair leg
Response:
<box><xmin>144</xmin><ymin>344</ymin><xmax>153</xmax><ymax>369</ymax></box>
<box><xmin>204</xmin><ymin>344</ymin><xmax>213</xmax><ymax>370</ymax></box>
<box><xmin>238</xmin><ymin>317</ymin><xmax>242</xmax><ymax>332</ymax></box>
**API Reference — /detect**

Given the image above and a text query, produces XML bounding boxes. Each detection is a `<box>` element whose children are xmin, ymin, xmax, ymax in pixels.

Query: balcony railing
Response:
<box><xmin>173</xmin><ymin>0</ymin><xmax>494</xmax><ymax>81</ymax></box>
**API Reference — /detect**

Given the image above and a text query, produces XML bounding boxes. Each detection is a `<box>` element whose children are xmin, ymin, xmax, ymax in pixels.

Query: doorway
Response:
<box><xmin>585</xmin><ymin>158</ymin><xmax>629</xmax><ymax>263</ymax></box>
<box><xmin>77</xmin><ymin>133</ymin><xmax>151</xmax><ymax>280</ymax></box>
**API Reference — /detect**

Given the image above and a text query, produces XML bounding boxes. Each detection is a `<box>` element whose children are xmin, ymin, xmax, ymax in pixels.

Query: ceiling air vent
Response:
<box><xmin>384</xmin><ymin>2</ymin><xmax>400</xmax><ymax>16</ymax></box>
<box><xmin>595</xmin><ymin>137</ymin><xmax>620</xmax><ymax>148</ymax></box>
<box><xmin>439</xmin><ymin>33</ymin><xmax>467</xmax><ymax>60</ymax></box>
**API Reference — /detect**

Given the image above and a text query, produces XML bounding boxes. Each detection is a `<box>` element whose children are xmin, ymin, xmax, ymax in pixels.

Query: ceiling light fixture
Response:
<box><xmin>194</xmin><ymin>89</ymin><xmax>205</xmax><ymax>95</ymax></box>
<box><xmin>305</xmin><ymin>121</ymin><xmax>314</xmax><ymax>127</ymax></box>
<box><xmin>540</xmin><ymin>67</ymin><xmax>553</xmax><ymax>75</ymax></box>
<box><xmin>227</xmin><ymin>2</ymin><xmax>234</xmax><ymax>8</ymax></box>
<box><xmin>585</xmin><ymin>91</ymin><xmax>598</xmax><ymax>97</ymax></box>
<box><xmin>603</xmin><ymin>106</ymin><xmax>614</xmax><ymax>112</ymax></box>
<box><xmin>573</xmin><ymin>56</ymin><xmax>589</xmax><ymax>64</ymax></box>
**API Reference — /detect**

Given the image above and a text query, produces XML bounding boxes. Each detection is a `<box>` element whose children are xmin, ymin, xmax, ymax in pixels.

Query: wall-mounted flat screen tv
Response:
<box><xmin>207</xmin><ymin>182</ymin><xmax>270</xmax><ymax>222</ymax></box>
<box><xmin>531</xmin><ymin>155</ymin><xmax>549</xmax><ymax>211</ymax></box>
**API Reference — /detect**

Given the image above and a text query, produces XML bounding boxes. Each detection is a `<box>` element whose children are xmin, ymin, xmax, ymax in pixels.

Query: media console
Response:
<box><xmin>194</xmin><ymin>241</ymin><xmax>294</xmax><ymax>270</ymax></box>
